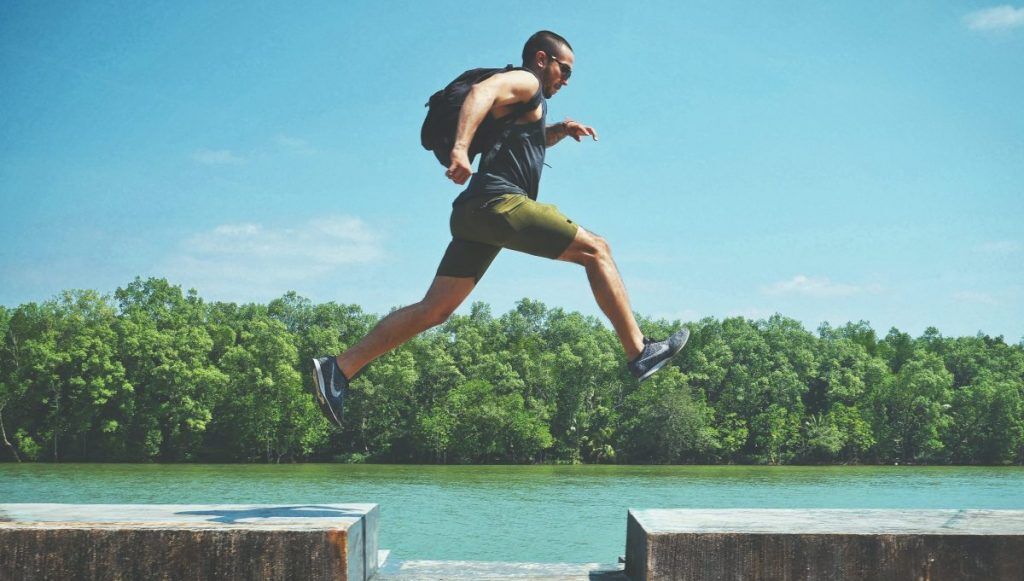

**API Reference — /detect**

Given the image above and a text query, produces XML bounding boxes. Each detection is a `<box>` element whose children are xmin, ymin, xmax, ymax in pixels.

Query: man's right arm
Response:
<box><xmin>446</xmin><ymin>70</ymin><xmax>541</xmax><ymax>185</ymax></box>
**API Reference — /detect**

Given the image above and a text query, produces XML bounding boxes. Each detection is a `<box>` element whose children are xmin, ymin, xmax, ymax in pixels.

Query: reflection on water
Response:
<box><xmin>3</xmin><ymin>464</ymin><xmax>1022</xmax><ymax>563</ymax></box>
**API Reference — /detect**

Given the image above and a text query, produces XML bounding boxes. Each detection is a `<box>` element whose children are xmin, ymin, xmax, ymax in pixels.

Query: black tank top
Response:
<box><xmin>454</xmin><ymin>95</ymin><xmax>546</xmax><ymax>205</ymax></box>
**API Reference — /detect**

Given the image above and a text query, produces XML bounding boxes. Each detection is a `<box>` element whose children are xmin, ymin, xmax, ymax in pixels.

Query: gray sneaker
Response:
<box><xmin>628</xmin><ymin>328</ymin><xmax>690</xmax><ymax>382</ymax></box>
<box><xmin>311</xmin><ymin>355</ymin><xmax>347</xmax><ymax>427</ymax></box>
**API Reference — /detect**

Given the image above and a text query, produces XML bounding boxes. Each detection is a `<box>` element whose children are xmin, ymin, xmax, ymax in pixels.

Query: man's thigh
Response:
<box><xmin>501</xmin><ymin>196</ymin><xmax>580</xmax><ymax>259</ymax></box>
<box><xmin>439</xmin><ymin>193</ymin><xmax>580</xmax><ymax>283</ymax></box>
<box><xmin>452</xmin><ymin>194</ymin><xmax>579</xmax><ymax>260</ymax></box>
<box><xmin>435</xmin><ymin>238</ymin><xmax>501</xmax><ymax>284</ymax></box>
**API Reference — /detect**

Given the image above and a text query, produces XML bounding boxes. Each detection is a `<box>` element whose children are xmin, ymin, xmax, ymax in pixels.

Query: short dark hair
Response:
<box><xmin>521</xmin><ymin>30</ymin><xmax>573</xmax><ymax>66</ymax></box>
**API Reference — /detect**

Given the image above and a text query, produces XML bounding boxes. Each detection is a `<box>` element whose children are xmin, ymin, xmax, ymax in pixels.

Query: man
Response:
<box><xmin>311</xmin><ymin>31</ymin><xmax>688</xmax><ymax>427</ymax></box>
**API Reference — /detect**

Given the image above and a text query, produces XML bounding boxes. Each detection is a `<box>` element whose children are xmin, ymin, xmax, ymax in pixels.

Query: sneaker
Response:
<box><xmin>628</xmin><ymin>328</ymin><xmax>690</xmax><ymax>382</ymax></box>
<box><xmin>311</xmin><ymin>355</ymin><xmax>348</xmax><ymax>427</ymax></box>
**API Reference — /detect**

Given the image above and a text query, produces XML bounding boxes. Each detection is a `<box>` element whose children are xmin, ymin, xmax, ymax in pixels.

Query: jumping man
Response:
<box><xmin>311</xmin><ymin>31</ymin><xmax>689</xmax><ymax>427</ymax></box>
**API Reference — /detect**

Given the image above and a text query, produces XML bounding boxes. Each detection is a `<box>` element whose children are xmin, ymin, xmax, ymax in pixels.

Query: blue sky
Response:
<box><xmin>2</xmin><ymin>1</ymin><xmax>1022</xmax><ymax>340</ymax></box>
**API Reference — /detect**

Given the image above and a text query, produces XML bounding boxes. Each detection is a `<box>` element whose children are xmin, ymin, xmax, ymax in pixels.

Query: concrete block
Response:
<box><xmin>625</xmin><ymin>509</ymin><xmax>1024</xmax><ymax>581</ymax></box>
<box><xmin>0</xmin><ymin>503</ymin><xmax>379</xmax><ymax>581</ymax></box>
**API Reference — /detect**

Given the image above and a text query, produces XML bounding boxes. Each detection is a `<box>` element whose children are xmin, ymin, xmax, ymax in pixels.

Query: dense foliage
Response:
<box><xmin>1</xmin><ymin>278</ymin><xmax>1022</xmax><ymax>465</ymax></box>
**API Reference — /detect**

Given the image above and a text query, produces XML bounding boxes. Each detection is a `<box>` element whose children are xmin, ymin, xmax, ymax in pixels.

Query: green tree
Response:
<box><xmin>806</xmin><ymin>336</ymin><xmax>885</xmax><ymax>462</ymax></box>
<box><xmin>546</xmin><ymin>325</ymin><xmax>623</xmax><ymax>463</ymax></box>
<box><xmin>50</xmin><ymin>290</ymin><xmax>131</xmax><ymax>461</ymax></box>
<box><xmin>115</xmin><ymin>278</ymin><xmax>224</xmax><ymax>461</ymax></box>
<box><xmin>1</xmin><ymin>302</ymin><xmax>51</xmax><ymax>460</ymax></box>
<box><xmin>0</xmin><ymin>306</ymin><xmax>20</xmax><ymax>461</ymax></box>
<box><xmin>432</xmin><ymin>378</ymin><xmax>552</xmax><ymax>463</ymax></box>
<box><xmin>878</xmin><ymin>328</ymin><xmax>915</xmax><ymax>373</ymax></box>
<box><xmin>706</xmin><ymin>317</ymin><xmax>807</xmax><ymax>463</ymax></box>
<box><xmin>819</xmin><ymin>321</ymin><xmax>879</xmax><ymax>356</ymax></box>
<box><xmin>873</xmin><ymin>350</ymin><xmax>953</xmax><ymax>463</ymax></box>
<box><xmin>343</xmin><ymin>347</ymin><xmax>421</xmax><ymax>461</ymax></box>
<box><xmin>4</xmin><ymin>281</ymin><xmax>1024</xmax><ymax>467</ymax></box>
<box><xmin>800</xmin><ymin>413</ymin><xmax>844</xmax><ymax>461</ymax></box>
<box><xmin>206</xmin><ymin>307</ymin><xmax>325</xmax><ymax>462</ymax></box>
<box><xmin>618</xmin><ymin>368</ymin><xmax>714</xmax><ymax>463</ymax></box>
<box><xmin>947</xmin><ymin>377</ymin><xmax>1023</xmax><ymax>464</ymax></box>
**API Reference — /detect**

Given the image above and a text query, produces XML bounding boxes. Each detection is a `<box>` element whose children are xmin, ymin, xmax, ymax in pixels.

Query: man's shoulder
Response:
<box><xmin>486</xmin><ymin>69</ymin><xmax>540</xmax><ymax>93</ymax></box>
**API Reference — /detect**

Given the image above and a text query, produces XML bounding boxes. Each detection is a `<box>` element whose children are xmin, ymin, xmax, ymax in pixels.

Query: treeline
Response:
<box><xmin>1</xmin><ymin>278</ymin><xmax>1022</xmax><ymax>465</ymax></box>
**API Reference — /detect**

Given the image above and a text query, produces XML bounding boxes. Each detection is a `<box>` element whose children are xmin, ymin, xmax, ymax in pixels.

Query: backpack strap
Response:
<box><xmin>512</xmin><ymin>86</ymin><xmax>544</xmax><ymax>120</ymax></box>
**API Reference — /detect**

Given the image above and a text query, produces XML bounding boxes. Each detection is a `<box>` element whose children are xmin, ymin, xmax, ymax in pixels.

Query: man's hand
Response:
<box><xmin>446</xmin><ymin>148</ymin><xmax>473</xmax><ymax>185</ymax></box>
<box><xmin>564</xmin><ymin>119</ymin><xmax>598</xmax><ymax>142</ymax></box>
<box><xmin>547</xmin><ymin>118</ymin><xmax>599</xmax><ymax>147</ymax></box>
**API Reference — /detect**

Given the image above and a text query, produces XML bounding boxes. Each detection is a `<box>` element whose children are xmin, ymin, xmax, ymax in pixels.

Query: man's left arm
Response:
<box><xmin>546</xmin><ymin>118</ymin><xmax>599</xmax><ymax>147</ymax></box>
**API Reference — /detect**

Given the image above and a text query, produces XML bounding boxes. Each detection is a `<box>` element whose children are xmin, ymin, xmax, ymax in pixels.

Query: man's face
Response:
<box><xmin>541</xmin><ymin>48</ymin><xmax>574</xmax><ymax>99</ymax></box>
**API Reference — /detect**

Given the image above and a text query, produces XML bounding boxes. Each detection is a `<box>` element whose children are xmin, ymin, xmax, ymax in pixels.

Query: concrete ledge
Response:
<box><xmin>374</xmin><ymin>559</ymin><xmax>628</xmax><ymax>580</ymax></box>
<box><xmin>0</xmin><ymin>503</ymin><xmax>379</xmax><ymax>581</ymax></box>
<box><xmin>625</xmin><ymin>509</ymin><xmax>1024</xmax><ymax>581</ymax></box>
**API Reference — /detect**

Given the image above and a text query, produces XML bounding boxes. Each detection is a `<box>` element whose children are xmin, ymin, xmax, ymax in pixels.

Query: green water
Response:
<box><xmin>3</xmin><ymin>464</ymin><xmax>1022</xmax><ymax>563</ymax></box>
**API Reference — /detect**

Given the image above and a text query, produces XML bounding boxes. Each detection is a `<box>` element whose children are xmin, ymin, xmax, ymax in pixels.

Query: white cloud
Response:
<box><xmin>974</xmin><ymin>240</ymin><xmax>1022</xmax><ymax>254</ymax></box>
<box><xmin>275</xmin><ymin>135</ymin><xmax>317</xmax><ymax>155</ymax></box>
<box><xmin>158</xmin><ymin>215</ymin><xmax>385</xmax><ymax>300</ymax></box>
<box><xmin>964</xmin><ymin>5</ymin><xmax>1024</xmax><ymax>31</ymax></box>
<box><xmin>192</xmin><ymin>149</ymin><xmax>247</xmax><ymax>165</ymax></box>
<box><xmin>953</xmin><ymin>291</ymin><xmax>1000</xmax><ymax>305</ymax></box>
<box><xmin>761</xmin><ymin>275</ymin><xmax>882</xmax><ymax>298</ymax></box>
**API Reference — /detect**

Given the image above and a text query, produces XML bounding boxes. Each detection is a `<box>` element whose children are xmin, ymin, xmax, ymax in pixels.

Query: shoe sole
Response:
<box><xmin>637</xmin><ymin>329</ymin><xmax>690</xmax><ymax>382</ymax></box>
<box><xmin>311</xmin><ymin>358</ymin><xmax>343</xmax><ymax>428</ymax></box>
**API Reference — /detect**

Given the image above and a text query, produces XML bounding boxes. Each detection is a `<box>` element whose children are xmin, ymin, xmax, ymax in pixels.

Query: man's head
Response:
<box><xmin>522</xmin><ymin>30</ymin><xmax>574</xmax><ymax>99</ymax></box>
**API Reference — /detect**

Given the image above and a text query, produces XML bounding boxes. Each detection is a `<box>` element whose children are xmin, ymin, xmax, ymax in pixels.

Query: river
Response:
<box><xmin>3</xmin><ymin>464</ymin><xmax>1022</xmax><ymax>563</ymax></box>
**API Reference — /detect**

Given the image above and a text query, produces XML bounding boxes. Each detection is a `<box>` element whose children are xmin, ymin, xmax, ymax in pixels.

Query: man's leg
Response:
<box><xmin>311</xmin><ymin>234</ymin><xmax>497</xmax><ymax>427</ymax></box>
<box><xmin>556</xmin><ymin>227</ymin><xmax>645</xmax><ymax>360</ymax></box>
<box><xmin>335</xmin><ymin>275</ymin><xmax>476</xmax><ymax>379</ymax></box>
<box><xmin>468</xmin><ymin>195</ymin><xmax>686</xmax><ymax>380</ymax></box>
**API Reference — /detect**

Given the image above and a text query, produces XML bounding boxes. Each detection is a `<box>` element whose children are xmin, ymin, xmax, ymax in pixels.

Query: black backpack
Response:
<box><xmin>420</xmin><ymin>65</ymin><xmax>542</xmax><ymax>167</ymax></box>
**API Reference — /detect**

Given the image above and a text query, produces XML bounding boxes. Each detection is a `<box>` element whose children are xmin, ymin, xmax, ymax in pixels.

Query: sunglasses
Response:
<box><xmin>548</xmin><ymin>54</ymin><xmax>572</xmax><ymax>81</ymax></box>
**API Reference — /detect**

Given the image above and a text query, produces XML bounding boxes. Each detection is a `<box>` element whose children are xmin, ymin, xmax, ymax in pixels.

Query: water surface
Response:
<box><xmin>3</xmin><ymin>464</ymin><xmax>1022</xmax><ymax>562</ymax></box>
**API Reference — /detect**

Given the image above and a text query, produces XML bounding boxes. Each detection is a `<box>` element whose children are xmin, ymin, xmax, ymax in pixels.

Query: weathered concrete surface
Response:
<box><xmin>374</xmin><ymin>559</ymin><xmax>628</xmax><ymax>580</ymax></box>
<box><xmin>625</xmin><ymin>509</ymin><xmax>1024</xmax><ymax>581</ymax></box>
<box><xmin>0</xmin><ymin>503</ymin><xmax>379</xmax><ymax>581</ymax></box>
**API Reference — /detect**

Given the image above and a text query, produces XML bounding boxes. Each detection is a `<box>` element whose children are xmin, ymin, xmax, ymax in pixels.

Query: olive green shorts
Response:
<box><xmin>436</xmin><ymin>193</ymin><xmax>580</xmax><ymax>282</ymax></box>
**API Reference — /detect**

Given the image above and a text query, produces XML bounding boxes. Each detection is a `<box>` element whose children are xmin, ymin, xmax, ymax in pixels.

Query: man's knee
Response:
<box><xmin>566</xmin><ymin>229</ymin><xmax>612</xmax><ymax>267</ymax></box>
<box><xmin>417</xmin><ymin>275</ymin><xmax>475</xmax><ymax>328</ymax></box>
<box><xmin>591</xmin><ymin>234</ymin><xmax>612</xmax><ymax>259</ymax></box>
